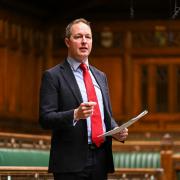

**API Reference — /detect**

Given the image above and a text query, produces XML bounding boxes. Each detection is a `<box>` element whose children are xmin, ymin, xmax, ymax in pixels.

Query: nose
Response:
<box><xmin>82</xmin><ymin>36</ymin><xmax>87</xmax><ymax>43</ymax></box>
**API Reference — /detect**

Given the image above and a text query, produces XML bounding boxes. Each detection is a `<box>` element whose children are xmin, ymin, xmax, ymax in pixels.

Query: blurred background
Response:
<box><xmin>0</xmin><ymin>0</ymin><xmax>180</xmax><ymax>140</ymax></box>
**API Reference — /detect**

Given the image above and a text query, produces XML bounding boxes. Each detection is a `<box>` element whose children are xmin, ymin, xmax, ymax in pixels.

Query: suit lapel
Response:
<box><xmin>90</xmin><ymin>66</ymin><xmax>112</xmax><ymax>129</ymax></box>
<box><xmin>60</xmin><ymin>60</ymin><xmax>83</xmax><ymax>104</ymax></box>
<box><xmin>59</xmin><ymin>61</ymin><xmax>108</xmax><ymax>109</ymax></box>
<box><xmin>90</xmin><ymin>66</ymin><xmax>108</xmax><ymax>109</ymax></box>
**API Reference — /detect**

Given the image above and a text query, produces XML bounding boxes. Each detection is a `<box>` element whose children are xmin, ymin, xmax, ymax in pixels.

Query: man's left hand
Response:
<box><xmin>112</xmin><ymin>128</ymin><xmax>128</xmax><ymax>142</ymax></box>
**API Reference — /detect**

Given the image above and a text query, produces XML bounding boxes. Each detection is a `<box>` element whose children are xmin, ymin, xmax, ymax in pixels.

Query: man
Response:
<box><xmin>39</xmin><ymin>18</ymin><xmax>128</xmax><ymax>180</ymax></box>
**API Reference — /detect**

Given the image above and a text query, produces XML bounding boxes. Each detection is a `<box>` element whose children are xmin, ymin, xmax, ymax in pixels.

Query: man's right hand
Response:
<box><xmin>74</xmin><ymin>101</ymin><xmax>96</xmax><ymax>120</ymax></box>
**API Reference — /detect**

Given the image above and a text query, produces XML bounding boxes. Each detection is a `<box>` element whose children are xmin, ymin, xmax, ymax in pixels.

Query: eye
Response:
<box><xmin>72</xmin><ymin>34</ymin><xmax>92</xmax><ymax>41</ymax></box>
<box><xmin>86</xmin><ymin>35</ymin><xmax>92</xmax><ymax>39</ymax></box>
<box><xmin>73</xmin><ymin>35</ymin><xmax>82</xmax><ymax>39</ymax></box>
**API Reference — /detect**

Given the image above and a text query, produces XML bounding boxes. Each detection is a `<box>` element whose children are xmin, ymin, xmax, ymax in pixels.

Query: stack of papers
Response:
<box><xmin>98</xmin><ymin>110</ymin><xmax>148</xmax><ymax>137</ymax></box>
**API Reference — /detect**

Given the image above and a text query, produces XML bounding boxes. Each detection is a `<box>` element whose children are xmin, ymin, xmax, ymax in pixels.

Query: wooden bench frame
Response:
<box><xmin>0</xmin><ymin>166</ymin><xmax>53</xmax><ymax>179</ymax></box>
<box><xmin>0</xmin><ymin>166</ymin><xmax>164</xmax><ymax>180</ymax></box>
<box><xmin>109</xmin><ymin>168</ymin><xmax>164</xmax><ymax>180</ymax></box>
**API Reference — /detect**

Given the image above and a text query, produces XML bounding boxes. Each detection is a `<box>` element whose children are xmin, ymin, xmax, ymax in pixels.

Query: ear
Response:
<box><xmin>64</xmin><ymin>38</ymin><xmax>70</xmax><ymax>48</ymax></box>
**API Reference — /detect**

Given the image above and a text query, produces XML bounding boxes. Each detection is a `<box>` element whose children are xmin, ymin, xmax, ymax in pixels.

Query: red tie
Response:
<box><xmin>80</xmin><ymin>63</ymin><xmax>104</xmax><ymax>147</ymax></box>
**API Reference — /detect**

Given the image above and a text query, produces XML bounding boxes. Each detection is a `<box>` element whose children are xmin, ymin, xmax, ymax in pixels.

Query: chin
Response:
<box><xmin>79</xmin><ymin>55</ymin><xmax>88</xmax><ymax>60</ymax></box>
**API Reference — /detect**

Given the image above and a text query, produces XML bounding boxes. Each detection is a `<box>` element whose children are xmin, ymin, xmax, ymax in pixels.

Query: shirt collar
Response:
<box><xmin>67</xmin><ymin>57</ymin><xmax>89</xmax><ymax>71</ymax></box>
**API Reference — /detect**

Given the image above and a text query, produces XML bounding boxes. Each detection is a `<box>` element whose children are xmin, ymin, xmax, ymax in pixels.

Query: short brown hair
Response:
<box><xmin>65</xmin><ymin>18</ymin><xmax>91</xmax><ymax>38</ymax></box>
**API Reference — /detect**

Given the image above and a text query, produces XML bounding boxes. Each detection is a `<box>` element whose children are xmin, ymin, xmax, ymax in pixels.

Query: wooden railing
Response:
<box><xmin>108</xmin><ymin>168</ymin><xmax>164</xmax><ymax>180</ymax></box>
<box><xmin>0</xmin><ymin>166</ymin><xmax>163</xmax><ymax>180</ymax></box>
<box><xmin>0</xmin><ymin>166</ymin><xmax>53</xmax><ymax>179</ymax></box>
<box><xmin>0</xmin><ymin>132</ymin><xmax>50</xmax><ymax>150</ymax></box>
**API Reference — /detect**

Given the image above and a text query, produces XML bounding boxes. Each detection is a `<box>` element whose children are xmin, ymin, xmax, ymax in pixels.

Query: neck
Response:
<box><xmin>68</xmin><ymin>56</ymin><xmax>88</xmax><ymax>64</ymax></box>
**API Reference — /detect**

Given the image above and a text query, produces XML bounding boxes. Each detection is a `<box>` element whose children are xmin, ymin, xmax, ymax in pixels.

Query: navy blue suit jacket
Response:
<box><xmin>39</xmin><ymin>59</ymin><xmax>118</xmax><ymax>173</ymax></box>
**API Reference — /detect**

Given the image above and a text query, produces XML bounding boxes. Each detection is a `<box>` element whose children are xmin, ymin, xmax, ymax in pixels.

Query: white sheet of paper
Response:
<box><xmin>98</xmin><ymin>110</ymin><xmax>148</xmax><ymax>137</ymax></box>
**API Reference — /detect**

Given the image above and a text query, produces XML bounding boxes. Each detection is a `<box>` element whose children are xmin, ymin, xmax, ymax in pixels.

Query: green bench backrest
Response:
<box><xmin>0</xmin><ymin>149</ymin><xmax>160</xmax><ymax>169</ymax></box>
<box><xmin>113</xmin><ymin>152</ymin><xmax>161</xmax><ymax>168</ymax></box>
<box><xmin>0</xmin><ymin>148</ymin><xmax>49</xmax><ymax>166</ymax></box>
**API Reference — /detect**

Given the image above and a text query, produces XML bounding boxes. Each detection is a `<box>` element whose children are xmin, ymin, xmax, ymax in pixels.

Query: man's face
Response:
<box><xmin>65</xmin><ymin>22</ymin><xmax>92</xmax><ymax>62</ymax></box>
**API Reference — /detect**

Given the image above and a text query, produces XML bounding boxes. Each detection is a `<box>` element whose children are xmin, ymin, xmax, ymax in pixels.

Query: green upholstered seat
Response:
<box><xmin>0</xmin><ymin>148</ymin><xmax>160</xmax><ymax>169</ymax></box>
<box><xmin>0</xmin><ymin>148</ymin><xmax>49</xmax><ymax>166</ymax></box>
<box><xmin>113</xmin><ymin>152</ymin><xmax>161</xmax><ymax>168</ymax></box>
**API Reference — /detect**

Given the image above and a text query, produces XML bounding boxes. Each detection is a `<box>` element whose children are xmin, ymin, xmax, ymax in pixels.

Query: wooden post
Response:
<box><xmin>160</xmin><ymin>133</ymin><xmax>174</xmax><ymax>180</ymax></box>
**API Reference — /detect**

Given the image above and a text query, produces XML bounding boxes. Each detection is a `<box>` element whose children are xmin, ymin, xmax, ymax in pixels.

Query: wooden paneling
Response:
<box><xmin>1</xmin><ymin>9</ymin><xmax>180</xmax><ymax>133</ymax></box>
<box><xmin>0</xmin><ymin>48</ymin><xmax>7</xmax><ymax>112</ymax></box>
<box><xmin>90</xmin><ymin>56</ymin><xmax>123</xmax><ymax>119</ymax></box>
<box><xmin>0</xmin><ymin>14</ymin><xmax>46</xmax><ymax>128</ymax></box>
<box><xmin>131</xmin><ymin>58</ymin><xmax>180</xmax><ymax>132</ymax></box>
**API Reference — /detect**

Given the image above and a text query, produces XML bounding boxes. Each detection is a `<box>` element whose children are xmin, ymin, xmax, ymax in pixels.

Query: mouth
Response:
<box><xmin>79</xmin><ymin>47</ymin><xmax>88</xmax><ymax>52</ymax></box>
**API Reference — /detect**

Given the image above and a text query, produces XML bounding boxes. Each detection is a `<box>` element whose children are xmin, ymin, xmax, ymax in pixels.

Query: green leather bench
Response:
<box><xmin>0</xmin><ymin>148</ymin><xmax>161</xmax><ymax>169</ymax></box>
<box><xmin>113</xmin><ymin>152</ymin><xmax>161</xmax><ymax>168</ymax></box>
<box><xmin>0</xmin><ymin>148</ymin><xmax>49</xmax><ymax>166</ymax></box>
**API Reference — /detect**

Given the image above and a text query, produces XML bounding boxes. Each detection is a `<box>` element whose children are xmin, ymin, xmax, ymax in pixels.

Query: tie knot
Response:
<box><xmin>80</xmin><ymin>63</ymin><xmax>88</xmax><ymax>72</ymax></box>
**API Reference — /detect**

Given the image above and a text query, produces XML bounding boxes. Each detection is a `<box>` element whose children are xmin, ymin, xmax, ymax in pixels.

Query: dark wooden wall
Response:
<box><xmin>1</xmin><ymin>9</ymin><xmax>180</xmax><ymax>136</ymax></box>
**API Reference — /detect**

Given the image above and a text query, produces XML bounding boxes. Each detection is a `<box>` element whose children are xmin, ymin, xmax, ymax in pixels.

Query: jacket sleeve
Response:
<box><xmin>39</xmin><ymin>71</ymin><xmax>74</xmax><ymax>130</ymax></box>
